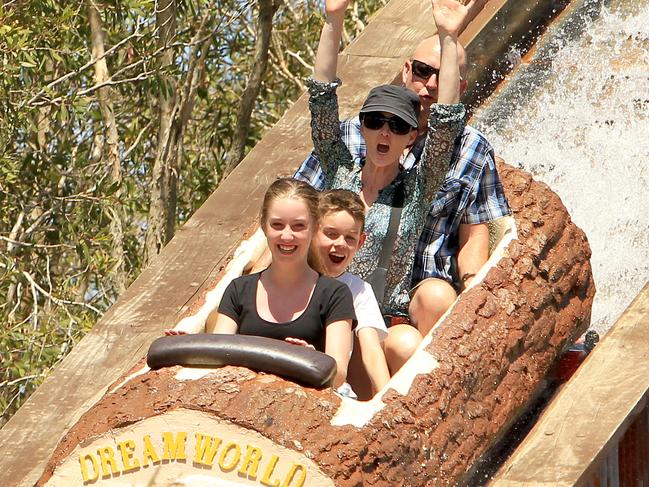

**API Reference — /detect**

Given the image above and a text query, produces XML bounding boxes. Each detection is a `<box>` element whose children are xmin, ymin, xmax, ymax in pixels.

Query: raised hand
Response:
<box><xmin>315</xmin><ymin>0</ymin><xmax>349</xmax><ymax>82</ymax></box>
<box><xmin>432</xmin><ymin>0</ymin><xmax>485</xmax><ymax>37</ymax></box>
<box><xmin>325</xmin><ymin>0</ymin><xmax>351</xmax><ymax>15</ymax></box>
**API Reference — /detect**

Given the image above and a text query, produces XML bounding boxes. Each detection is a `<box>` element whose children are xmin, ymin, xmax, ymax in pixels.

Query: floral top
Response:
<box><xmin>307</xmin><ymin>77</ymin><xmax>466</xmax><ymax>316</ymax></box>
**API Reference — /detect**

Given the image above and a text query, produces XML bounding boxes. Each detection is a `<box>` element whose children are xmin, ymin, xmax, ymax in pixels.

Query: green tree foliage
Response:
<box><xmin>0</xmin><ymin>0</ymin><xmax>386</xmax><ymax>426</ymax></box>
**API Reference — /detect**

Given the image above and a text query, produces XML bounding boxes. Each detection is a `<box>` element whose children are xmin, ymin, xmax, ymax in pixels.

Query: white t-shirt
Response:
<box><xmin>336</xmin><ymin>272</ymin><xmax>387</xmax><ymax>341</ymax></box>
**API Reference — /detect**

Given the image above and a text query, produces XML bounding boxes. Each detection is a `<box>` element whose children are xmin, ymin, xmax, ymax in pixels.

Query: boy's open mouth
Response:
<box><xmin>328</xmin><ymin>252</ymin><xmax>345</xmax><ymax>264</ymax></box>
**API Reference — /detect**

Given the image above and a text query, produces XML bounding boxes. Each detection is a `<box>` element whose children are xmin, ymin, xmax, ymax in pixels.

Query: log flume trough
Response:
<box><xmin>0</xmin><ymin>0</ymin><xmax>614</xmax><ymax>486</ymax></box>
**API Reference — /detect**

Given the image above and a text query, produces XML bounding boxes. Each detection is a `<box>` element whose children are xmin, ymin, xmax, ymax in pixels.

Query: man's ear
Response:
<box><xmin>357</xmin><ymin>232</ymin><xmax>366</xmax><ymax>250</ymax></box>
<box><xmin>460</xmin><ymin>78</ymin><xmax>468</xmax><ymax>95</ymax></box>
<box><xmin>402</xmin><ymin>60</ymin><xmax>411</xmax><ymax>85</ymax></box>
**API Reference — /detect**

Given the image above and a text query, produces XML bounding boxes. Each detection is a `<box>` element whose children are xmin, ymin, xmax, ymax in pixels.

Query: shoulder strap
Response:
<box><xmin>370</xmin><ymin>182</ymin><xmax>404</xmax><ymax>308</ymax></box>
<box><xmin>378</xmin><ymin>182</ymin><xmax>404</xmax><ymax>269</ymax></box>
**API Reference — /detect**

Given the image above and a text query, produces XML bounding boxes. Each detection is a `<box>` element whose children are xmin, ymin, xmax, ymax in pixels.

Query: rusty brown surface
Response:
<box><xmin>489</xmin><ymin>282</ymin><xmax>649</xmax><ymax>487</ymax></box>
<box><xmin>36</xmin><ymin>162</ymin><xmax>594</xmax><ymax>486</ymax></box>
<box><xmin>355</xmin><ymin>160</ymin><xmax>594</xmax><ymax>485</ymax></box>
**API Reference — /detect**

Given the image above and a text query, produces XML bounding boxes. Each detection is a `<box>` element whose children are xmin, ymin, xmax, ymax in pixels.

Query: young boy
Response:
<box><xmin>313</xmin><ymin>189</ymin><xmax>390</xmax><ymax>399</ymax></box>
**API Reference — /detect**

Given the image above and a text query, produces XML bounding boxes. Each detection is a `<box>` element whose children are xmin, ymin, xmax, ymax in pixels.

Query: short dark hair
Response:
<box><xmin>318</xmin><ymin>190</ymin><xmax>365</xmax><ymax>231</ymax></box>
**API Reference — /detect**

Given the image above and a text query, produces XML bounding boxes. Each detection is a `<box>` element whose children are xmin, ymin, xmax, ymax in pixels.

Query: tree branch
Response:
<box><xmin>267</xmin><ymin>31</ymin><xmax>308</xmax><ymax>92</ymax></box>
<box><xmin>286</xmin><ymin>50</ymin><xmax>313</xmax><ymax>71</ymax></box>
<box><xmin>144</xmin><ymin>0</ymin><xmax>178</xmax><ymax>264</ymax></box>
<box><xmin>22</xmin><ymin>271</ymin><xmax>102</xmax><ymax>315</ymax></box>
<box><xmin>0</xmin><ymin>237</ymin><xmax>75</xmax><ymax>250</ymax></box>
<box><xmin>27</xmin><ymin>270</ymin><xmax>39</xmax><ymax>330</ymax></box>
<box><xmin>7</xmin><ymin>211</ymin><xmax>25</xmax><ymax>255</ymax></box>
<box><xmin>122</xmin><ymin>121</ymin><xmax>153</xmax><ymax>162</ymax></box>
<box><xmin>87</xmin><ymin>0</ymin><xmax>126</xmax><ymax>295</ymax></box>
<box><xmin>0</xmin><ymin>375</ymin><xmax>42</xmax><ymax>389</ymax></box>
<box><xmin>25</xmin><ymin>27</ymin><xmax>143</xmax><ymax>106</ymax></box>
<box><xmin>224</xmin><ymin>0</ymin><xmax>280</xmax><ymax>177</ymax></box>
<box><xmin>30</xmin><ymin>71</ymin><xmax>157</xmax><ymax>108</ymax></box>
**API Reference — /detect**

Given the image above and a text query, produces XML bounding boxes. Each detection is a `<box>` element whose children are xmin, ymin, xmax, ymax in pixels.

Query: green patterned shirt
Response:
<box><xmin>307</xmin><ymin>77</ymin><xmax>466</xmax><ymax>316</ymax></box>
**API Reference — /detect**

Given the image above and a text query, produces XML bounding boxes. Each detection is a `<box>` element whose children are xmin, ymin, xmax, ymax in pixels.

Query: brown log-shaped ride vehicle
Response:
<box><xmin>35</xmin><ymin>158</ymin><xmax>594</xmax><ymax>487</ymax></box>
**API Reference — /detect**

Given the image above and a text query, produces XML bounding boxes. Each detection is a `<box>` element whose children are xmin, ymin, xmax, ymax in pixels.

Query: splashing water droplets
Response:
<box><xmin>477</xmin><ymin>6</ymin><xmax>649</xmax><ymax>334</ymax></box>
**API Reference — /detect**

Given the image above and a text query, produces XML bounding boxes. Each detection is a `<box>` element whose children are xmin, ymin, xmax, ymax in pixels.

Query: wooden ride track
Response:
<box><xmin>481</xmin><ymin>0</ymin><xmax>649</xmax><ymax>483</ymax></box>
<box><xmin>490</xmin><ymin>281</ymin><xmax>649</xmax><ymax>486</ymax></box>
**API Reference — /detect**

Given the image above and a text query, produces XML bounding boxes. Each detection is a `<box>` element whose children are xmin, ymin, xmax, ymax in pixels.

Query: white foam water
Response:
<box><xmin>475</xmin><ymin>4</ymin><xmax>649</xmax><ymax>335</ymax></box>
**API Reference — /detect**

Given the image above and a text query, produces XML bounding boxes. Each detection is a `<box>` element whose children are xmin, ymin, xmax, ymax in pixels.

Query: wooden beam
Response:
<box><xmin>0</xmin><ymin>1</ymin><xmax>545</xmax><ymax>486</ymax></box>
<box><xmin>490</xmin><ymin>281</ymin><xmax>649</xmax><ymax>486</ymax></box>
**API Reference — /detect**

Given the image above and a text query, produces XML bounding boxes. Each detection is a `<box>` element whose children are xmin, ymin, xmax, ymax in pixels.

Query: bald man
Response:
<box><xmin>294</xmin><ymin>34</ymin><xmax>510</xmax><ymax>373</ymax></box>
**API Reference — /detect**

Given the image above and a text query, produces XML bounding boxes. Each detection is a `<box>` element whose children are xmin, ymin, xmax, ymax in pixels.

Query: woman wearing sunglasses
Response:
<box><xmin>306</xmin><ymin>0</ymin><xmax>473</xmax><ymax>354</ymax></box>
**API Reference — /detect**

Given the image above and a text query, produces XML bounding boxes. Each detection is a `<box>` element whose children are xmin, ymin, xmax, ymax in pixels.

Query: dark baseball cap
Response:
<box><xmin>359</xmin><ymin>85</ymin><xmax>420</xmax><ymax>129</ymax></box>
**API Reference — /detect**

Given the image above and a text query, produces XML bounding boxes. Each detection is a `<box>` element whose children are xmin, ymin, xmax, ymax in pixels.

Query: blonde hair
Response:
<box><xmin>260</xmin><ymin>178</ymin><xmax>325</xmax><ymax>274</ymax></box>
<box><xmin>260</xmin><ymin>178</ymin><xmax>320</xmax><ymax>228</ymax></box>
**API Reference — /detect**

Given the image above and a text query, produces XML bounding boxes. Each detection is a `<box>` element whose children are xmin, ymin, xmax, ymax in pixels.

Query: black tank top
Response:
<box><xmin>218</xmin><ymin>272</ymin><xmax>356</xmax><ymax>352</ymax></box>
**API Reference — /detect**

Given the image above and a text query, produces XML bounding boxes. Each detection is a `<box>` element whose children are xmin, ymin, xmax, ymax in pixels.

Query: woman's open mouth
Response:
<box><xmin>278</xmin><ymin>245</ymin><xmax>297</xmax><ymax>255</ymax></box>
<box><xmin>377</xmin><ymin>143</ymin><xmax>390</xmax><ymax>154</ymax></box>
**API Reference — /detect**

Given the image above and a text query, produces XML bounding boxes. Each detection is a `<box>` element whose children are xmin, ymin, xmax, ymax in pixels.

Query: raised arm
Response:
<box><xmin>432</xmin><ymin>0</ymin><xmax>476</xmax><ymax>104</ymax></box>
<box><xmin>307</xmin><ymin>0</ymin><xmax>355</xmax><ymax>184</ymax></box>
<box><xmin>313</xmin><ymin>0</ymin><xmax>349</xmax><ymax>83</ymax></box>
<box><xmin>418</xmin><ymin>0</ymin><xmax>487</xmax><ymax>201</ymax></box>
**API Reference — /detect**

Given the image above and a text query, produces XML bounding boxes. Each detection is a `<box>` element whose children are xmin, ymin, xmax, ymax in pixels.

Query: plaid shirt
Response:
<box><xmin>294</xmin><ymin>116</ymin><xmax>511</xmax><ymax>288</ymax></box>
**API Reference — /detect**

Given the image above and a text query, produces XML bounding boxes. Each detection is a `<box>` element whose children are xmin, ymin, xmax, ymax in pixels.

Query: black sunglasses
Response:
<box><xmin>361</xmin><ymin>112</ymin><xmax>413</xmax><ymax>135</ymax></box>
<box><xmin>411</xmin><ymin>59</ymin><xmax>440</xmax><ymax>80</ymax></box>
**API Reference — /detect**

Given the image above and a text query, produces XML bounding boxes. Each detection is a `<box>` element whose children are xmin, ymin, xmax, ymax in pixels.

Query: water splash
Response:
<box><xmin>475</xmin><ymin>5</ymin><xmax>649</xmax><ymax>334</ymax></box>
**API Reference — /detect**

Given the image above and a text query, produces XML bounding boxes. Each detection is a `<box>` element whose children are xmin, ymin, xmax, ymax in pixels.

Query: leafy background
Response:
<box><xmin>0</xmin><ymin>0</ymin><xmax>386</xmax><ymax>426</ymax></box>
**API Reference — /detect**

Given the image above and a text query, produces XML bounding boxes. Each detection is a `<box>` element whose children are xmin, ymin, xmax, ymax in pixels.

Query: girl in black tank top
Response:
<box><xmin>209</xmin><ymin>179</ymin><xmax>355</xmax><ymax>388</ymax></box>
